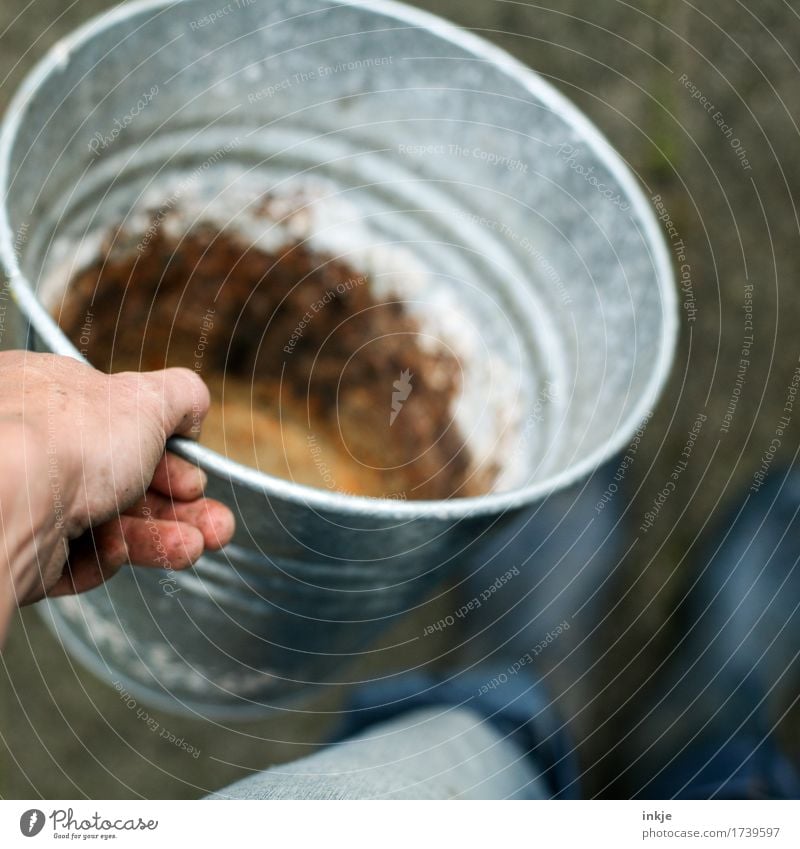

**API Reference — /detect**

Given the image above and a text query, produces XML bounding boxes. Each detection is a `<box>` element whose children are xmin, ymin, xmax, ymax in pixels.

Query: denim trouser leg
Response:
<box><xmin>208</xmin><ymin>706</ymin><xmax>548</xmax><ymax>799</ymax></box>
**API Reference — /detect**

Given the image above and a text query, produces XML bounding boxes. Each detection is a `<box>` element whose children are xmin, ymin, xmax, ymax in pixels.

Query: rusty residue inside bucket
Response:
<box><xmin>53</xmin><ymin>208</ymin><xmax>498</xmax><ymax>500</ymax></box>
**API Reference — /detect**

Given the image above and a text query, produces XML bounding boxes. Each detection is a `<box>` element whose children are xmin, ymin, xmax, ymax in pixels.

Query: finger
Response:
<box><xmin>150</xmin><ymin>452</ymin><xmax>208</xmax><ymax>501</ymax></box>
<box><xmin>49</xmin><ymin>514</ymin><xmax>204</xmax><ymax>601</ymax></box>
<box><xmin>46</xmin><ymin>563</ymin><xmax>117</xmax><ymax>597</ymax></box>
<box><xmin>136</xmin><ymin>367</ymin><xmax>211</xmax><ymax>439</ymax></box>
<box><xmin>126</xmin><ymin>491</ymin><xmax>235</xmax><ymax>551</ymax></box>
<box><xmin>119</xmin><ymin>514</ymin><xmax>205</xmax><ymax>569</ymax></box>
<box><xmin>47</xmin><ymin>522</ymin><xmax>131</xmax><ymax>597</ymax></box>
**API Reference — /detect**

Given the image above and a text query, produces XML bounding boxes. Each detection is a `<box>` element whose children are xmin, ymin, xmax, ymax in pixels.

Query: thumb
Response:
<box><xmin>135</xmin><ymin>367</ymin><xmax>211</xmax><ymax>439</ymax></box>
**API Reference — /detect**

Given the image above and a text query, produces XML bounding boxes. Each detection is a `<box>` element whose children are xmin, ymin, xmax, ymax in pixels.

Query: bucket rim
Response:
<box><xmin>0</xmin><ymin>0</ymin><xmax>678</xmax><ymax>521</ymax></box>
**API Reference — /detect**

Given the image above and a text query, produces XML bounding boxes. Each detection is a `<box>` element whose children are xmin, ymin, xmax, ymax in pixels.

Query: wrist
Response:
<box><xmin>0</xmin><ymin>419</ymin><xmax>65</xmax><ymax>597</ymax></box>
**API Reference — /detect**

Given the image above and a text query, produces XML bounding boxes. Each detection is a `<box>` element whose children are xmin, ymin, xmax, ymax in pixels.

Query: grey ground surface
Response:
<box><xmin>2</xmin><ymin>0</ymin><xmax>799</xmax><ymax>797</ymax></box>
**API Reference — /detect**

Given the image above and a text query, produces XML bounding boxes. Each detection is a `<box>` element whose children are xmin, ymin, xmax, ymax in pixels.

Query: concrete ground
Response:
<box><xmin>2</xmin><ymin>0</ymin><xmax>800</xmax><ymax>797</ymax></box>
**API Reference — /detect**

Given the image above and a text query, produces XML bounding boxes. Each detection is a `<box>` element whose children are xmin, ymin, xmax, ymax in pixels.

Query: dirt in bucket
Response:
<box><xmin>53</xmin><ymin>209</ymin><xmax>496</xmax><ymax>500</ymax></box>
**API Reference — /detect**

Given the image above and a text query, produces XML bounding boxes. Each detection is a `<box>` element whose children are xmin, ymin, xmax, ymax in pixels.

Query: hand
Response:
<box><xmin>0</xmin><ymin>351</ymin><xmax>235</xmax><ymax>610</ymax></box>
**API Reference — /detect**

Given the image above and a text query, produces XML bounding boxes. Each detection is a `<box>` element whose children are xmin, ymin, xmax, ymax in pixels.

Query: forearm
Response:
<box><xmin>0</xmin><ymin>420</ymin><xmax>63</xmax><ymax>644</ymax></box>
<box><xmin>0</xmin><ymin>535</ymin><xmax>17</xmax><ymax>645</ymax></box>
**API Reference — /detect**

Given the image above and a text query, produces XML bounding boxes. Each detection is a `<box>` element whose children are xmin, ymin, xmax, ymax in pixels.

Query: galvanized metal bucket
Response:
<box><xmin>0</xmin><ymin>0</ymin><xmax>677</xmax><ymax>718</ymax></box>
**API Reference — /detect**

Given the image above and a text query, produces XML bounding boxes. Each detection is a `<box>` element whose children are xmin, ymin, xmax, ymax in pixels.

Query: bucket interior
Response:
<box><xmin>2</xmin><ymin>0</ymin><xmax>671</xmax><ymax>506</ymax></box>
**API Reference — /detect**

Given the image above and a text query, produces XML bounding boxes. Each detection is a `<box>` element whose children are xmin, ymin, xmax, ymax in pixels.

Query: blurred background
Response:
<box><xmin>1</xmin><ymin>0</ymin><xmax>798</xmax><ymax>798</ymax></box>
